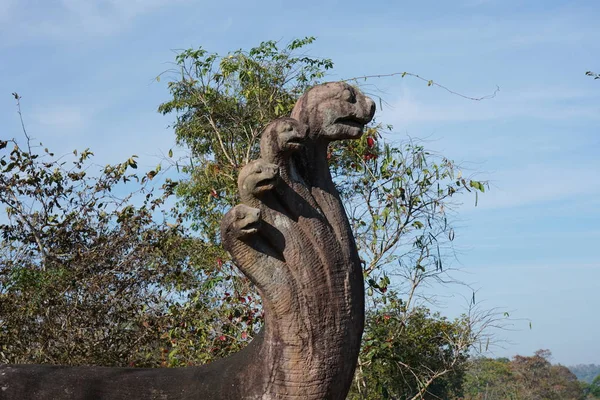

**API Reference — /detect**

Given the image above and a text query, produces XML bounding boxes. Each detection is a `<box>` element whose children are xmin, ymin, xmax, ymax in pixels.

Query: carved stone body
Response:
<box><xmin>0</xmin><ymin>82</ymin><xmax>375</xmax><ymax>400</ymax></box>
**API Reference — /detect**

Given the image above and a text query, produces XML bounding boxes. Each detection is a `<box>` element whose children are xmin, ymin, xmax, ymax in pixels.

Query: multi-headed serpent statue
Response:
<box><xmin>0</xmin><ymin>82</ymin><xmax>376</xmax><ymax>399</ymax></box>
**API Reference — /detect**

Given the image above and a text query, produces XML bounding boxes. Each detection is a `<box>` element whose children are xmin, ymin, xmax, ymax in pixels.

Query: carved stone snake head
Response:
<box><xmin>260</xmin><ymin>118</ymin><xmax>308</xmax><ymax>162</ymax></box>
<box><xmin>237</xmin><ymin>159</ymin><xmax>280</xmax><ymax>200</ymax></box>
<box><xmin>223</xmin><ymin>204</ymin><xmax>262</xmax><ymax>240</ymax></box>
<box><xmin>291</xmin><ymin>82</ymin><xmax>376</xmax><ymax>142</ymax></box>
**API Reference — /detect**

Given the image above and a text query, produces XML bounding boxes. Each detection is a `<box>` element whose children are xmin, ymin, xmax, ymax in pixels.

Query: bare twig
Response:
<box><xmin>343</xmin><ymin>72</ymin><xmax>500</xmax><ymax>101</ymax></box>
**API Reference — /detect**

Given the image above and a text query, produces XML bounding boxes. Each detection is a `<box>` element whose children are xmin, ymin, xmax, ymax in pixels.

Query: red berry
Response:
<box><xmin>367</xmin><ymin>137</ymin><xmax>375</xmax><ymax>148</ymax></box>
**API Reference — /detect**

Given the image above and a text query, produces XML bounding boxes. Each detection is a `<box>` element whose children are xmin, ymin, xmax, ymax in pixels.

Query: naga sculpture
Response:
<box><xmin>0</xmin><ymin>82</ymin><xmax>375</xmax><ymax>399</ymax></box>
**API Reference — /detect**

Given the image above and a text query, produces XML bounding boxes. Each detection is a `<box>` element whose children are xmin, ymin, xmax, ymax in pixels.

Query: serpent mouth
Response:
<box><xmin>334</xmin><ymin>115</ymin><xmax>369</xmax><ymax>128</ymax></box>
<box><xmin>281</xmin><ymin>128</ymin><xmax>307</xmax><ymax>151</ymax></box>
<box><xmin>285</xmin><ymin>138</ymin><xmax>304</xmax><ymax>149</ymax></box>
<box><xmin>240</xmin><ymin>220</ymin><xmax>261</xmax><ymax>236</ymax></box>
<box><xmin>330</xmin><ymin>115</ymin><xmax>367</xmax><ymax>138</ymax></box>
<box><xmin>254</xmin><ymin>176</ymin><xmax>277</xmax><ymax>192</ymax></box>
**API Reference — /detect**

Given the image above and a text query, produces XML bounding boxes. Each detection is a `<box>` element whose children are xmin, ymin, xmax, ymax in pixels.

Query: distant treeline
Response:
<box><xmin>463</xmin><ymin>350</ymin><xmax>595</xmax><ymax>400</ymax></box>
<box><xmin>570</xmin><ymin>364</ymin><xmax>600</xmax><ymax>384</ymax></box>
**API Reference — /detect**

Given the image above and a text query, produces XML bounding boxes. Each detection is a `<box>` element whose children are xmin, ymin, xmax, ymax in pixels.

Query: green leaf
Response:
<box><xmin>469</xmin><ymin>180</ymin><xmax>485</xmax><ymax>192</ymax></box>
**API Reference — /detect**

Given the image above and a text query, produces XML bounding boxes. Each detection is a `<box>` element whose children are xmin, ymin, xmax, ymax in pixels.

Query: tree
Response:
<box><xmin>463</xmin><ymin>350</ymin><xmax>586</xmax><ymax>400</ymax></box>
<box><xmin>589</xmin><ymin>375</ymin><xmax>600</xmax><ymax>398</ymax></box>
<box><xmin>0</xmin><ymin>96</ymin><xmax>258</xmax><ymax>369</ymax></box>
<box><xmin>463</xmin><ymin>357</ymin><xmax>518</xmax><ymax>399</ymax></box>
<box><xmin>349</xmin><ymin>293</ymin><xmax>471</xmax><ymax>399</ymax></box>
<box><xmin>510</xmin><ymin>350</ymin><xmax>584</xmax><ymax>400</ymax></box>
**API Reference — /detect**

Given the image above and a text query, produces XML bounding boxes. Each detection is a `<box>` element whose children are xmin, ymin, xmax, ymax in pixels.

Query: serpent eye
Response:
<box><xmin>254</xmin><ymin>168</ymin><xmax>262</xmax><ymax>174</ymax></box>
<box><xmin>278</xmin><ymin>122</ymin><xmax>293</xmax><ymax>133</ymax></box>
<box><xmin>341</xmin><ymin>89</ymin><xmax>355</xmax><ymax>103</ymax></box>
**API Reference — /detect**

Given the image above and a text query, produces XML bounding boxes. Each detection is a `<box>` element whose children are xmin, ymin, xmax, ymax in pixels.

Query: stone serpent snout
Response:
<box><xmin>230</xmin><ymin>204</ymin><xmax>261</xmax><ymax>239</ymax></box>
<box><xmin>238</xmin><ymin>159</ymin><xmax>280</xmax><ymax>201</ymax></box>
<box><xmin>274</xmin><ymin>118</ymin><xmax>308</xmax><ymax>152</ymax></box>
<box><xmin>260</xmin><ymin>118</ymin><xmax>308</xmax><ymax>164</ymax></box>
<box><xmin>292</xmin><ymin>82</ymin><xmax>376</xmax><ymax>141</ymax></box>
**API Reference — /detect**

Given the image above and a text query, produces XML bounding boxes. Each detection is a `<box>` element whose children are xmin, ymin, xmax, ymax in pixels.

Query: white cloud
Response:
<box><xmin>471</xmin><ymin>161</ymin><xmax>600</xmax><ymax>210</ymax></box>
<box><xmin>0</xmin><ymin>0</ymin><xmax>188</xmax><ymax>41</ymax></box>
<box><xmin>30</xmin><ymin>105</ymin><xmax>88</xmax><ymax>135</ymax></box>
<box><xmin>0</xmin><ymin>0</ymin><xmax>15</xmax><ymax>22</ymax></box>
<box><xmin>382</xmin><ymin>85</ymin><xmax>600</xmax><ymax>125</ymax></box>
<box><xmin>376</xmin><ymin>83</ymin><xmax>600</xmax><ymax>211</ymax></box>
<box><xmin>418</xmin><ymin>9</ymin><xmax>594</xmax><ymax>50</ymax></box>
<box><xmin>222</xmin><ymin>17</ymin><xmax>233</xmax><ymax>31</ymax></box>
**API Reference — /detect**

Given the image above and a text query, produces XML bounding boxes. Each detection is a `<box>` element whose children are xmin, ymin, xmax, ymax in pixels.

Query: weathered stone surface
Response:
<box><xmin>0</xmin><ymin>82</ymin><xmax>375</xmax><ymax>400</ymax></box>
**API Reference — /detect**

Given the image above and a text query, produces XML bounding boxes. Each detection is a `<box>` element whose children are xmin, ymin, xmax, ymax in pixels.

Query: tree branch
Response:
<box><xmin>343</xmin><ymin>72</ymin><xmax>500</xmax><ymax>101</ymax></box>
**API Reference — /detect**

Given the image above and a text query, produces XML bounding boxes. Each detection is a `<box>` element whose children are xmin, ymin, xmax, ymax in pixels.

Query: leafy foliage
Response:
<box><xmin>349</xmin><ymin>293</ymin><xmax>471</xmax><ymax>400</ymax></box>
<box><xmin>586</xmin><ymin>71</ymin><xmax>600</xmax><ymax>80</ymax></box>
<box><xmin>588</xmin><ymin>375</ymin><xmax>600</xmax><ymax>398</ymax></box>
<box><xmin>330</xmin><ymin>131</ymin><xmax>486</xmax><ymax>296</ymax></box>
<box><xmin>462</xmin><ymin>357</ymin><xmax>517</xmax><ymax>399</ymax></box>
<box><xmin>0</xmin><ymin>130</ymin><xmax>258</xmax><ymax>367</ymax></box>
<box><xmin>463</xmin><ymin>350</ymin><xmax>586</xmax><ymax>400</ymax></box>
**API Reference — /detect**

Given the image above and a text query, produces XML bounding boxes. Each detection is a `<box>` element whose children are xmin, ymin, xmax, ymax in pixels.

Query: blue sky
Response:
<box><xmin>1</xmin><ymin>0</ymin><xmax>599</xmax><ymax>365</ymax></box>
